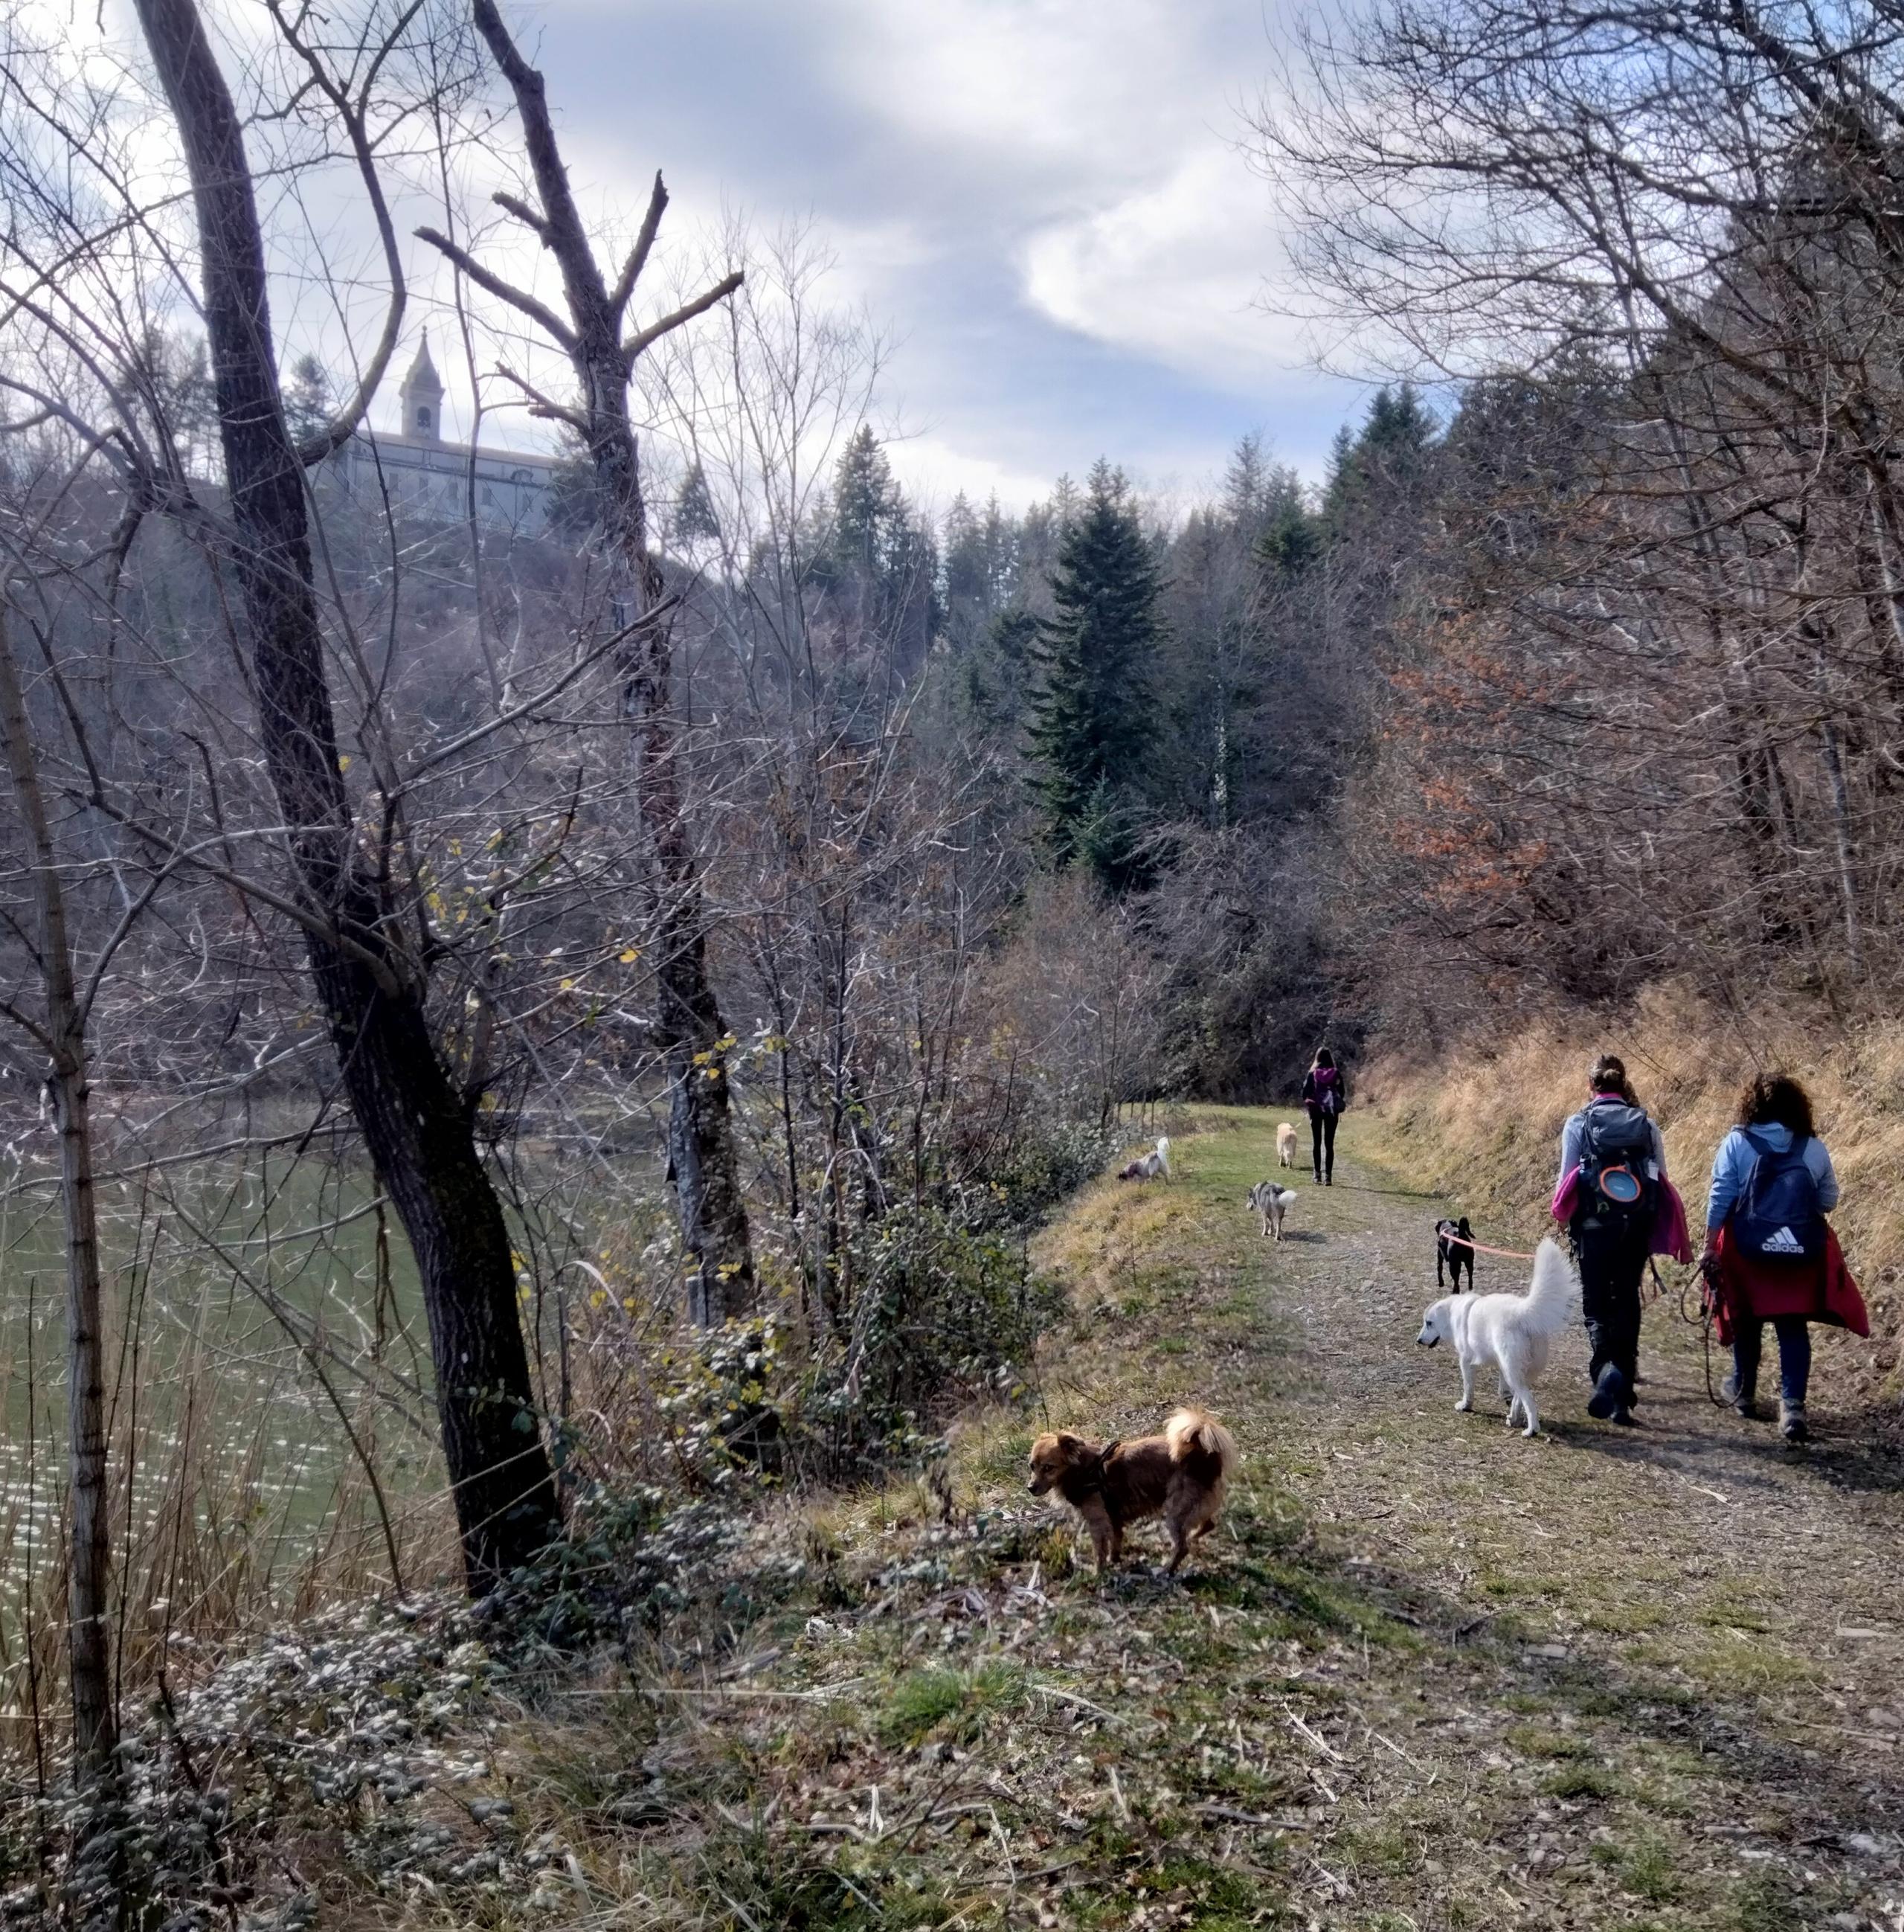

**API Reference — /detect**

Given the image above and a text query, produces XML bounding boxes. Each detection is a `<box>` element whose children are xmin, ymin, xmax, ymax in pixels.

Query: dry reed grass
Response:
<box><xmin>1359</xmin><ymin>978</ymin><xmax>1903</xmax><ymax>1396</ymax></box>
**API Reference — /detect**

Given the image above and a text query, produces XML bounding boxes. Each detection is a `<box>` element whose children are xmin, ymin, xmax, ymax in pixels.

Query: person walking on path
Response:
<box><xmin>1701</xmin><ymin>1072</ymin><xmax>1868</xmax><ymax>1444</ymax></box>
<box><xmin>1302</xmin><ymin>1050</ymin><xmax>1345</xmax><ymax>1186</ymax></box>
<box><xmin>1551</xmin><ymin>1053</ymin><xmax>1691</xmax><ymax>1427</ymax></box>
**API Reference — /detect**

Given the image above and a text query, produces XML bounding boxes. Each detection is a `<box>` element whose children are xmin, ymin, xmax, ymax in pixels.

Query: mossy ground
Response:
<box><xmin>388</xmin><ymin>1109</ymin><xmax>1904</xmax><ymax>1930</ymax></box>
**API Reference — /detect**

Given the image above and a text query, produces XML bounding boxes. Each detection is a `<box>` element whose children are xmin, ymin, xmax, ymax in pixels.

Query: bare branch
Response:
<box><xmin>414</xmin><ymin>223</ymin><xmax>578</xmax><ymax>349</ymax></box>
<box><xmin>623</xmin><ymin>270</ymin><xmax>747</xmax><ymax>368</ymax></box>
<box><xmin>607</xmin><ymin>170</ymin><xmax>669</xmax><ymax>321</ymax></box>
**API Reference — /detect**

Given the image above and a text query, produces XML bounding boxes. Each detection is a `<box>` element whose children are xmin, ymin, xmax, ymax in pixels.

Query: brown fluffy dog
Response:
<box><xmin>1026</xmin><ymin>1408</ymin><xmax>1238</xmax><ymax>1573</ymax></box>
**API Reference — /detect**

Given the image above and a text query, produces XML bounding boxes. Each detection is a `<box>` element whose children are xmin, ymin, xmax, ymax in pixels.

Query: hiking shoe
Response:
<box><xmin>1780</xmin><ymin>1401</ymin><xmax>1810</xmax><ymax>1444</ymax></box>
<box><xmin>1586</xmin><ymin>1364</ymin><xmax>1627</xmax><ymax>1421</ymax></box>
<box><xmin>1721</xmin><ymin>1370</ymin><xmax>1763</xmax><ymax>1418</ymax></box>
<box><xmin>1612</xmin><ymin>1408</ymin><xmax>1640</xmax><ymax>1427</ymax></box>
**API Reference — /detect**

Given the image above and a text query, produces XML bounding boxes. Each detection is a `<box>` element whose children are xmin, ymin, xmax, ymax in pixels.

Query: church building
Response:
<box><xmin>328</xmin><ymin>337</ymin><xmax>564</xmax><ymax>532</ymax></box>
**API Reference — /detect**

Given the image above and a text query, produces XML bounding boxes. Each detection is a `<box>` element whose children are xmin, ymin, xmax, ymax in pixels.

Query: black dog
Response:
<box><xmin>1435</xmin><ymin>1217</ymin><xmax>1476</xmax><ymax>1291</ymax></box>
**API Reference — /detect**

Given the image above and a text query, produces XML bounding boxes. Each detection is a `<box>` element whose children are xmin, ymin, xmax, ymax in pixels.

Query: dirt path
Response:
<box><xmin>1250</xmin><ymin>1112</ymin><xmax>1904</xmax><ymax>1928</ymax></box>
<box><xmin>461</xmin><ymin>1107</ymin><xmax>1904</xmax><ymax>1932</ymax></box>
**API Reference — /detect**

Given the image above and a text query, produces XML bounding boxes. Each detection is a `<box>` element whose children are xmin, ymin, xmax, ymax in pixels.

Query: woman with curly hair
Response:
<box><xmin>1702</xmin><ymin>1071</ymin><xmax>1865</xmax><ymax>1443</ymax></box>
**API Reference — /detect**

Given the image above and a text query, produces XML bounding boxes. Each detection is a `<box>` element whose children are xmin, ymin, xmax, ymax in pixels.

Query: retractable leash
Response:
<box><xmin>1456</xmin><ymin>1236</ymin><xmax>1540</xmax><ymax>1262</ymax></box>
<box><xmin>1664</xmin><ymin>1255</ymin><xmax>1732</xmax><ymax>1407</ymax></box>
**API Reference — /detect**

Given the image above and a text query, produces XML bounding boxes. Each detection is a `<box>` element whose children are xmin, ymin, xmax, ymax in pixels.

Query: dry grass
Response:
<box><xmin>31</xmin><ymin>1107</ymin><xmax>1903</xmax><ymax>1930</ymax></box>
<box><xmin>334</xmin><ymin>1108</ymin><xmax>1904</xmax><ymax>1930</ymax></box>
<box><xmin>1359</xmin><ymin>979</ymin><xmax>1904</xmax><ymax>1400</ymax></box>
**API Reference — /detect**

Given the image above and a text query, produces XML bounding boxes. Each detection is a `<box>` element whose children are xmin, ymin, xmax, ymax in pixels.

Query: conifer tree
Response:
<box><xmin>962</xmin><ymin>607</ymin><xmax>1040</xmax><ymax>736</ymax></box>
<box><xmin>675</xmin><ymin>459</ymin><xmax>721</xmax><ymax>545</ymax></box>
<box><xmin>833</xmin><ymin>423</ymin><xmax>901</xmax><ymax>572</ymax></box>
<box><xmin>1323</xmin><ymin>384</ymin><xmax>1437</xmax><ymax>528</ymax></box>
<box><xmin>1027</xmin><ymin>460</ymin><xmax>1163</xmax><ymax>892</ymax></box>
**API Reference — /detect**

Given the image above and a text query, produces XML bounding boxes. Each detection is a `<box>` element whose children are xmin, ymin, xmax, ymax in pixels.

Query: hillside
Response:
<box><xmin>161</xmin><ymin>1108</ymin><xmax>1898</xmax><ymax>1931</ymax></box>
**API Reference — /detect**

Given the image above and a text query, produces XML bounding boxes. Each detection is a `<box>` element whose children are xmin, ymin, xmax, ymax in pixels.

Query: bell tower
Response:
<box><xmin>398</xmin><ymin>334</ymin><xmax>444</xmax><ymax>442</ymax></box>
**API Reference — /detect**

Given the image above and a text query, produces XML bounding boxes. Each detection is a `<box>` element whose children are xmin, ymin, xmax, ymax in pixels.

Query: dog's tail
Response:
<box><xmin>1165</xmin><ymin>1407</ymin><xmax>1237</xmax><ymax>1480</ymax></box>
<box><xmin>1522</xmin><ymin>1236</ymin><xmax>1581</xmax><ymax>1335</ymax></box>
<box><xmin>1154</xmin><ymin>1135</ymin><xmax>1171</xmax><ymax>1178</ymax></box>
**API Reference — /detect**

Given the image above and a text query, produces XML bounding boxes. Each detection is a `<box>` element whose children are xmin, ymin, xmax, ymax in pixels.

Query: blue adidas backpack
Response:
<box><xmin>1733</xmin><ymin>1130</ymin><xmax>1824</xmax><ymax>1262</ymax></box>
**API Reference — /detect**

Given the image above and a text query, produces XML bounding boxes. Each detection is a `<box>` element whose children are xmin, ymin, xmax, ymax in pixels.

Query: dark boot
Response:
<box><xmin>1587</xmin><ymin>1362</ymin><xmax>1627</xmax><ymax>1421</ymax></box>
<box><xmin>1721</xmin><ymin>1369</ymin><xmax>1763</xmax><ymax>1419</ymax></box>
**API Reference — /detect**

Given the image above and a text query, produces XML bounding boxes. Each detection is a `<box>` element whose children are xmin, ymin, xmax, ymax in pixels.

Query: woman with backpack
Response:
<box><xmin>1302</xmin><ymin>1049</ymin><xmax>1345</xmax><ymax>1186</ymax></box>
<box><xmin>1702</xmin><ymin>1072</ymin><xmax>1866</xmax><ymax>1444</ymax></box>
<box><xmin>1551</xmin><ymin>1053</ymin><xmax>1686</xmax><ymax>1427</ymax></box>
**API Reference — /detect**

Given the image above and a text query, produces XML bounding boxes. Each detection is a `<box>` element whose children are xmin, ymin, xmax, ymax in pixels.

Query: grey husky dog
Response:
<box><xmin>1248</xmin><ymin>1180</ymin><xmax>1297</xmax><ymax>1241</ymax></box>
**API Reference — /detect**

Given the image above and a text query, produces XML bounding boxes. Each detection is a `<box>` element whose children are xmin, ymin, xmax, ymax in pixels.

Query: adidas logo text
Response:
<box><xmin>1761</xmin><ymin>1225</ymin><xmax>1804</xmax><ymax>1254</ymax></box>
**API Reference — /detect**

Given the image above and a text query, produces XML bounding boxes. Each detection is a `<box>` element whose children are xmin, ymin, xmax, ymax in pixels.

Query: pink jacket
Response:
<box><xmin>1551</xmin><ymin>1166</ymin><xmax>1694</xmax><ymax>1263</ymax></box>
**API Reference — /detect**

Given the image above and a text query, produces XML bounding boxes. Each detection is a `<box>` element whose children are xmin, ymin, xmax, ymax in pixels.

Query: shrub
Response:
<box><xmin>803</xmin><ymin>1204</ymin><xmax>1064</xmax><ymax>1475</ymax></box>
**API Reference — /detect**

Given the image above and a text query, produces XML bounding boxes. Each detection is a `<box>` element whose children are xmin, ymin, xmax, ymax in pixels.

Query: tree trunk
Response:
<box><xmin>456</xmin><ymin>1</ymin><xmax>756</xmax><ymax>1326</ymax></box>
<box><xmin>0</xmin><ymin>609</ymin><xmax>115</xmax><ymax>1788</ymax></box>
<box><xmin>132</xmin><ymin>0</ymin><xmax>559</xmax><ymax>1589</ymax></box>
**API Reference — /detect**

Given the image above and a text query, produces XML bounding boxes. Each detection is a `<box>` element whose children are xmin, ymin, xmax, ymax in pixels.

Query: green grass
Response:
<box><xmin>1592</xmin><ymin>1828</ymin><xmax>1682</xmax><ymax>1902</ymax></box>
<box><xmin>878</xmin><ymin>1660</ymin><xmax>1024</xmax><ymax>1747</ymax></box>
<box><xmin>1542</xmin><ymin>1762</ymin><xmax>1624</xmax><ymax>1800</ymax></box>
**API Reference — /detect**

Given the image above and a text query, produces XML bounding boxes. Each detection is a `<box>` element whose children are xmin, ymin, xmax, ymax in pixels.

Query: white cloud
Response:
<box><xmin>1022</xmin><ymin>148</ymin><xmax>1312</xmax><ymax>392</ymax></box>
<box><xmin>882</xmin><ymin>431</ymin><xmax>1055</xmax><ymax>516</ymax></box>
<box><xmin>829</xmin><ymin>0</ymin><xmax>1217</xmax><ymax>196</ymax></box>
<box><xmin>399</xmin><ymin>0</ymin><xmax>1359</xmax><ymax>488</ymax></box>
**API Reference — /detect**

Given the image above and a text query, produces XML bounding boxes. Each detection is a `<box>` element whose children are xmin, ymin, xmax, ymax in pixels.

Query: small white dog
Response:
<box><xmin>1248</xmin><ymin>1180</ymin><xmax>1296</xmax><ymax>1241</ymax></box>
<box><xmin>1116</xmin><ymin>1135</ymin><xmax>1171</xmax><ymax>1183</ymax></box>
<box><xmin>1276</xmin><ymin>1123</ymin><xmax>1298</xmax><ymax>1169</ymax></box>
<box><xmin>1415</xmin><ymin>1237</ymin><xmax>1577</xmax><ymax>1438</ymax></box>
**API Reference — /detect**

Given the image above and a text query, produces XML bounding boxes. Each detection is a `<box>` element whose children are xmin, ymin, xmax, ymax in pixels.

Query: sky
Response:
<box><xmin>480</xmin><ymin>0</ymin><xmax>1368</xmax><ymax>511</ymax></box>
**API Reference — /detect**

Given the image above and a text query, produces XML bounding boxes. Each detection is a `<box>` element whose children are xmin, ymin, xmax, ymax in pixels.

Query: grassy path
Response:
<box><xmin>467</xmin><ymin>1108</ymin><xmax>1904</xmax><ymax>1931</ymax></box>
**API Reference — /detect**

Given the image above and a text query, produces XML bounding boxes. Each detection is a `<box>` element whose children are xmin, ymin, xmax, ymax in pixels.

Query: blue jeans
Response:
<box><xmin>1732</xmin><ymin>1316</ymin><xmax>1812</xmax><ymax>1405</ymax></box>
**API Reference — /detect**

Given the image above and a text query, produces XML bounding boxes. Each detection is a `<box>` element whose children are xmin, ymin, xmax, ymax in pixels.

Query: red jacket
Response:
<box><xmin>1708</xmin><ymin>1220</ymin><xmax>1868</xmax><ymax>1342</ymax></box>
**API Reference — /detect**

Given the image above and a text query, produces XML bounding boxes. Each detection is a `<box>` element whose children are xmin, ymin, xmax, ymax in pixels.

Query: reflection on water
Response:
<box><xmin>0</xmin><ymin>1146</ymin><xmax>444</xmax><ymax>1639</ymax></box>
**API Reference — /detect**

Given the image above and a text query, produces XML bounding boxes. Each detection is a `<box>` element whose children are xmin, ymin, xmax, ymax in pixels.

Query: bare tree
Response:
<box><xmin>1250</xmin><ymin>0</ymin><xmax>1904</xmax><ymax>1018</ymax></box>
<box><xmin>0</xmin><ymin>602</ymin><xmax>115</xmax><ymax>1788</ymax></box>
<box><xmin>419</xmin><ymin>0</ymin><xmax>756</xmax><ymax>1326</ymax></box>
<box><xmin>128</xmin><ymin>0</ymin><xmax>560</xmax><ymax>1588</ymax></box>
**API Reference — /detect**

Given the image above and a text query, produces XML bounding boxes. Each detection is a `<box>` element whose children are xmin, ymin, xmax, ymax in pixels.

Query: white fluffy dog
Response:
<box><xmin>1276</xmin><ymin>1123</ymin><xmax>1297</xmax><ymax>1169</ymax></box>
<box><xmin>1415</xmin><ymin>1237</ymin><xmax>1578</xmax><ymax>1438</ymax></box>
<box><xmin>1249</xmin><ymin>1180</ymin><xmax>1296</xmax><ymax>1241</ymax></box>
<box><xmin>1116</xmin><ymin>1135</ymin><xmax>1171</xmax><ymax>1183</ymax></box>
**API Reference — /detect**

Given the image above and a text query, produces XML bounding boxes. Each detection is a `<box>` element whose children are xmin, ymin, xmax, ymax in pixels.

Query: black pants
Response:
<box><xmin>1573</xmin><ymin>1219</ymin><xmax>1650</xmax><ymax>1397</ymax></box>
<box><xmin>1308</xmin><ymin>1108</ymin><xmax>1337</xmax><ymax>1181</ymax></box>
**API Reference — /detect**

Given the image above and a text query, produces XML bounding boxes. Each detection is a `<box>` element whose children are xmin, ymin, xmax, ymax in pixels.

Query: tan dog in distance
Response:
<box><xmin>1276</xmin><ymin>1122</ymin><xmax>1298</xmax><ymax>1168</ymax></box>
<box><xmin>1027</xmin><ymin>1408</ymin><xmax>1236</xmax><ymax>1573</ymax></box>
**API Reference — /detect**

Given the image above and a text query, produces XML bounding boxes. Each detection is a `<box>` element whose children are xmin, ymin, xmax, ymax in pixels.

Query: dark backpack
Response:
<box><xmin>1731</xmin><ymin>1130</ymin><xmax>1824</xmax><ymax>1262</ymax></box>
<box><xmin>1313</xmin><ymin>1068</ymin><xmax>1343</xmax><ymax>1116</ymax></box>
<box><xmin>1577</xmin><ymin>1100</ymin><xmax>1659</xmax><ymax>1228</ymax></box>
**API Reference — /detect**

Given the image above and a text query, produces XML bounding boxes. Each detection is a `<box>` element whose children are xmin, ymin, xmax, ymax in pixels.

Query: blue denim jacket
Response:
<box><xmin>1705</xmin><ymin>1123</ymin><xmax>1838</xmax><ymax>1234</ymax></box>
